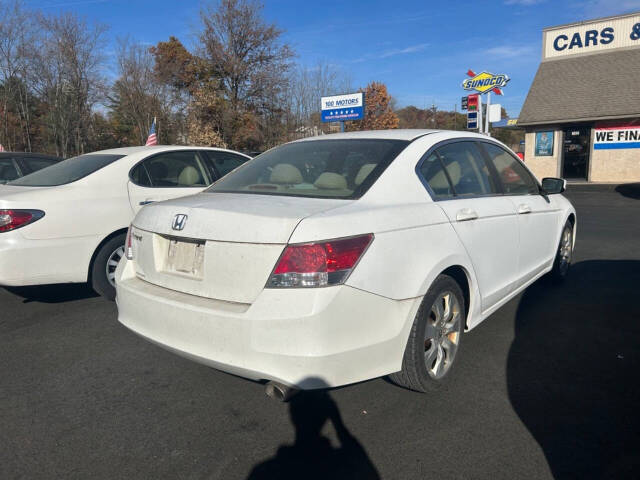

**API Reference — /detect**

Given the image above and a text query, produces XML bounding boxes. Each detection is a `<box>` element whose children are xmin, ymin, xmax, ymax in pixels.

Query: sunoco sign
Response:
<box><xmin>462</xmin><ymin>72</ymin><xmax>510</xmax><ymax>94</ymax></box>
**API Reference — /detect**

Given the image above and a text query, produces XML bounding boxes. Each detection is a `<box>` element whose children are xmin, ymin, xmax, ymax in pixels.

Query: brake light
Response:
<box><xmin>125</xmin><ymin>224</ymin><xmax>134</xmax><ymax>260</ymax></box>
<box><xmin>0</xmin><ymin>209</ymin><xmax>45</xmax><ymax>232</ymax></box>
<box><xmin>267</xmin><ymin>234</ymin><xmax>373</xmax><ymax>288</ymax></box>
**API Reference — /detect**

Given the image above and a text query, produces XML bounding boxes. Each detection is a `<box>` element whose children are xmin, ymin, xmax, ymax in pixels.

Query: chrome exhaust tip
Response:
<box><xmin>265</xmin><ymin>381</ymin><xmax>298</xmax><ymax>402</ymax></box>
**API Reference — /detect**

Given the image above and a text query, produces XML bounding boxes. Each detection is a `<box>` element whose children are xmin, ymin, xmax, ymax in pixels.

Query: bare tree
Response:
<box><xmin>0</xmin><ymin>0</ymin><xmax>37</xmax><ymax>151</ymax></box>
<box><xmin>198</xmin><ymin>0</ymin><xmax>294</xmax><ymax>148</ymax></box>
<box><xmin>110</xmin><ymin>38</ymin><xmax>174</xmax><ymax>145</ymax></box>
<box><xmin>285</xmin><ymin>62</ymin><xmax>352</xmax><ymax>139</ymax></box>
<box><xmin>31</xmin><ymin>12</ymin><xmax>107</xmax><ymax>157</ymax></box>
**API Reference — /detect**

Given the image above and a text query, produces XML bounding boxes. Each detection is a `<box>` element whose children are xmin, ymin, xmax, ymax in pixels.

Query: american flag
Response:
<box><xmin>145</xmin><ymin>117</ymin><xmax>158</xmax><ymax>146</ymax></box>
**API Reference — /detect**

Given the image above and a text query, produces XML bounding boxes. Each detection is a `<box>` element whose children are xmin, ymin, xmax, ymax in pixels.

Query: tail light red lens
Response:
<box><xmin>267</xmin><ymin>234</ymin><xmax>373</xmax><ymax>288</ymax></box>
<box><xmin>0</xmin><ymin>209</ymin><xmax>45</xmax><ymax>232</ymax></box>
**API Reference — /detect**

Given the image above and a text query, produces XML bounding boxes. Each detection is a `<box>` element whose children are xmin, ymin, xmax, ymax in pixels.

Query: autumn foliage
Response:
<box><xmin>0</xmin><ymin>0</ymin><xmax>522</xmax><ymax>157</ymax></box>
<box><xmin>346</xmin><ymin>82</ymin><xmax>399</xmax><ymax>131</ymax></box>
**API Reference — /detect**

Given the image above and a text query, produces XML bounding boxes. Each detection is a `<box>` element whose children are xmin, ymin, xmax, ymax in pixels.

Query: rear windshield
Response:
<box><xmin>9</xmin><ymin>154</ymin><xmax>124</xmax><ymax>186</ymax></box>
<box><xmin>206</xmin><ymin>139</ymin><xmax>409</xmax><ymax>199</ymax></box>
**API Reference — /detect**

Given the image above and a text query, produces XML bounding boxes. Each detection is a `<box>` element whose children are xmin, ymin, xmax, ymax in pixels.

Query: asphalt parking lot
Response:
<box><xmin>2</xmin><ymin>184</ymin><xmax>639</xmax><ymax>480</ymax></box>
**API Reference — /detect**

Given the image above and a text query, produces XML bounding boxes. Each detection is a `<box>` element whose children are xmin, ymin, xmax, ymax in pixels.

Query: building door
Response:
<box><xmin>562</xmin><ymin>127</ymin><xmax>590</xmax><ymax>180</ymax></box>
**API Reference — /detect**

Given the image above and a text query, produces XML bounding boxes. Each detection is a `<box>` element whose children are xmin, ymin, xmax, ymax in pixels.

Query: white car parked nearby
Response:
<box><xmin>116</xmin><ymin>130</ymin><xmax>576</xmax><ymax>393</ymax></box>
<box><xmin>0</xmin><ymin>146</ymin><xmax>250</xmax><ymax>299</ymax></box>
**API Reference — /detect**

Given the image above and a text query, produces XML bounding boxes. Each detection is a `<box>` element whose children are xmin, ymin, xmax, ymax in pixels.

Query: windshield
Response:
<box><xmin>9</xmin><ymin>154</ymin><xmax>125</xmax><ymax>187</ymax></box>
<box><xmin>206</xmin><ymin>139</ymin><xmax>409</xmax><ymax>199</ymax></box>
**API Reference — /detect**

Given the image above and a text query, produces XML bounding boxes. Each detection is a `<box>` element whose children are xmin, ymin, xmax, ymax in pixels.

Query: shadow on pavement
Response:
<box><xmin>247</xmin><ymin>381</ymin><xmax>379</xmax><ymax>480</ymax></box>
<box><xmin>615</xmin><ymin>183</ymin><xmax>640</xmax><ymax>200</ymax></box>
<box><xmin>508</xmin><ymin>260</ymin><xmax>640</xmax><ymax>479</ymax></box>
<box><xmin>5</xmin><ymin>283</ymin><xmax>98</xmax><ymax>303</ymax></box>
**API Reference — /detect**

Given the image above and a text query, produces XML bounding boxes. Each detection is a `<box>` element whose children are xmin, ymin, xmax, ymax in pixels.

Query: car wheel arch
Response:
<box><xmin>413</xmin><ymin>257</ymin><xmax>480</xmax><ymax>330</ymax></box>
<box><xmin>567</xmin><ymin>212</ymin><xmax>576</xmax><ymax>243</ymax></box>
<box><xmin>87</xmin><ymin>228</ymin><xmax>129</xmax><ymax>282</ymax></box>
<box><xmin>392</xmin><ymin>262</ymin><xmax>478</xmax><ymax>376</ymax></box>
<box><xmin>440</xmin><ymin>265</ymin><xmax>472</xmax><ymax>330</ymax></box>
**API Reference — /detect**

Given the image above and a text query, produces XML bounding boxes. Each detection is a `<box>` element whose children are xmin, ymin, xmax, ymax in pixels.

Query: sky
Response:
<box><xmin>25</xmin><ymin>0</ymin><xmax>640</xmax><ymax>117</ymax></box>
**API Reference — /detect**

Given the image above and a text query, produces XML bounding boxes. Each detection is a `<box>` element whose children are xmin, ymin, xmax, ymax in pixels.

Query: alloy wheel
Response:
<box><xmin>559</xmin><ymin>227</ymin><xmax>573</xmax><ymax>275</ymax></box>
<box><xmin>106</xmin><ymin>245</ymin><xmax>125</xmax><ymax>288</ymax></box>
<box><xmin>424</xmin><ymin>291</ymin><xmax>461</xmax><ymax>379</ymax></box>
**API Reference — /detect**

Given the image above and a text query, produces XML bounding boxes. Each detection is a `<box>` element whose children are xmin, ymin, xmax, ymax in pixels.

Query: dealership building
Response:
<box><xmin>519</xmin><ymin>12</ymin><xmax>640</xmax><ymax>182</ymax></box>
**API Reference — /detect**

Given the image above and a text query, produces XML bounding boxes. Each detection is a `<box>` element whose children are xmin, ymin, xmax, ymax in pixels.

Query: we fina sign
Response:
<box><xmin>594</xmin><ymin>124</ymin><xmax>640</xmax><ymax>149</ymax></box>
<box><xmin>462</xmin><ymin>70</ymin><xmax>509</xmax><ymax>95</ymax></box>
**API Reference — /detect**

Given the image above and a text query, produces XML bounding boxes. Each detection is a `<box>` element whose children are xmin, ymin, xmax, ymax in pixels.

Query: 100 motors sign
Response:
<box><xmin>321</xmin><ymin>92</ymin><xmax>364</xmax><ymax>122</ymax></box>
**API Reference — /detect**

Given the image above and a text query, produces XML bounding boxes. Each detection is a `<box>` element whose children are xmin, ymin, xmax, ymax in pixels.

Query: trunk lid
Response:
<box><xmin>0</xmin><ymin>184</ymin><xmax>60</xmax><ymax>207</ymax></box>
<box><xmin>131</xmin><ymin>192</ymin><xmax>349</xmax><ymax>303</ymax></box>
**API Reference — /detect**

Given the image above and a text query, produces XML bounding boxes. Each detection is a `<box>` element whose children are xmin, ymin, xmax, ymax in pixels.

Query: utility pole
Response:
<box><xmin>454</xmin><ymin>104</ymin><xmax>457</xmax><ymax>130</ymax></box>
<box><xmin>431</xmin><ymin>102</ymin><xmax>437</xmax><ymax>129</ymax></box>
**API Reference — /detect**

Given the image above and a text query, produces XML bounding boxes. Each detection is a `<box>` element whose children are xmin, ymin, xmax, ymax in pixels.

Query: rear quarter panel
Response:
<box><xmin>1</xmin><ymin>158</ymin><xmax>137</xmax><ymax>282</ymax></box>
<box><xmin>291</xmin><ymin>202</ymin><xmax>478</xmax><ymax>303</ymax></box>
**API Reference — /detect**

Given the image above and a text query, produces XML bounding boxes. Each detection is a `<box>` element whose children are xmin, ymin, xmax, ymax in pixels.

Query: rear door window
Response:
<box><xmin>419</xmin><ymin>152</ymin><xmax>454</xmax><ymax>198</ymax></box>
<box><xmin>204</xmin><ymin>151</ymin><xmax>249</xmax><ymax>179</ymax></box>
<box><xmin>435</xmin><ymin>142</ymin><xmax>498</xmax><ymax>196</ymax></box>
<box><xmin>482</xmin><ymin>143</ymin><xmax>539</xmax><ymax>195</ymax></box>
<box><xmin>133</xmin><ymin>151</ymin><xmax>211</xmax><ymax>187</ymax></box>
<box><xmin>0</xmin><ymin>158</ymin><xmax>20</xmax><ymax>183</ymax></box>
<box><xmin>130</xmin><ymin>163</ymin><xmax>152</xmax><ymax>187</ymax></box>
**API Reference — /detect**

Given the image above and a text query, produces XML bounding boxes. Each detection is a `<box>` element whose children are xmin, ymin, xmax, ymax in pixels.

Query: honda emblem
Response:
<box><xmin>172</xmin><ymin>214</ymin><xmax>188</xmax><ymax>231</ymax></box>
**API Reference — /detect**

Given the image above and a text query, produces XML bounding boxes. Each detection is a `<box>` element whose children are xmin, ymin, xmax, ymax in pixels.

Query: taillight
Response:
<box><xmin>267</xmin><ymin>234</ymin><xmax>373</xmax><ymax>288</ymax></box>
<box><xmin>0</xmin><ymin>209</ymin><xmax>45</xmax><ymax>232</ymax></box>
<box><xmin>125</xmin><ymin>224</ymin><xmax>134</xmax><ymax>260</ymax></box>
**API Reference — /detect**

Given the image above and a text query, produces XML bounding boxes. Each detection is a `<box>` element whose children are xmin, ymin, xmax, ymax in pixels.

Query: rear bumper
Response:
<box><xmin>0</xmin><ymin>231</ymin><xmax>97</xmax><ymax>286</ymax></box>
<box><xmin>115</xmin><ymin>259</ymin><xmax>417</xmax><ymax>389</ymax></box>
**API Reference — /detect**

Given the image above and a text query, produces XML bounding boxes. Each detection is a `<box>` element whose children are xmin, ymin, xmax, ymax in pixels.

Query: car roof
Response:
<box><xmin>90</xmin><ymin>145</ymin><xmax>249</xmax><ymax>157</ymax></box>
<box><xmin>292</xmin><ymin>129</ymin><xmax>490</xmax><ymax>142</ymax></box>
<box><xmin>0</xmin><ymin>152</ymin><xmax>61</xmax><ymax>160</ymax></box>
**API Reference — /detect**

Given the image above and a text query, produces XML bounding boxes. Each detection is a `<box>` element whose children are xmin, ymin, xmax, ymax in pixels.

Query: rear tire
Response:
<box><xmin>91</xmin><ymin>233</ymin><xmax>126</xmax><ymax>301</ymax></box>
<box><xmin>390</xmin><ymin>274</ymin><xmax>465</xmax><ymax>393</ymax></box>
<box><xmin>550</xmin><ymin>220</ymin><xmax>573</xmax><ymax>283</ymax></box>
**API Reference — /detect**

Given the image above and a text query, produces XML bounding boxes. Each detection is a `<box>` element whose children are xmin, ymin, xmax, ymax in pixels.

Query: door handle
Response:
<box><xmin>517</xmin><ymin>204</ymin><xmax>532</xmax><ymax>214</ymax></box>
<box><xmin>139</xmin><ymin>200</ymin><xmax>155</xmax><ymax>206</ymax></box>
<box><xmin>456</xmin><ymin>208</ymin><xmax>478</xmax><ymax>222</ymax></box>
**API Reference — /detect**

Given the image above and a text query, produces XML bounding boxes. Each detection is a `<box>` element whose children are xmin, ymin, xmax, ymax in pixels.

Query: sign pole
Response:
<box><xmin>485</xmin><ymin>92</ymin><xmax>491</xmax><ymax>136</ymax></box>
<box><xmin>478</xmin><ymin>95</ymin><xmax>483</xmax><ymax>134</ymax></box>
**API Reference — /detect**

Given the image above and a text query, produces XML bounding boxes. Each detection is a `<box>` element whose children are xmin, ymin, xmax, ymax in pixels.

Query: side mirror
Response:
<box><xmin>541</xmin><ymin>177</ymin><xmax>566</xmax><ymax>194</ymax></box>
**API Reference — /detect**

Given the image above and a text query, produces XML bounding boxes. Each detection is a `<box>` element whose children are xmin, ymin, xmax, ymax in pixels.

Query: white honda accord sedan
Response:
<box><xmin>116</xmin><ymin>130</ymin><xmax>576</xmax><ymax>393</ymax></box>
<box><xmin>0</xmin><ymin>146</ymin><xmax>250</xmax><ymax>300</ymax></box>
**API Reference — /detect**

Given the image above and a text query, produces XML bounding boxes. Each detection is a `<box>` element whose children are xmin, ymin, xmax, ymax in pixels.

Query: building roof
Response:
<box><xmin>518</xmin><ymin>49</ymin><xmax>640</xmax><ymax>126</ymax></box>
